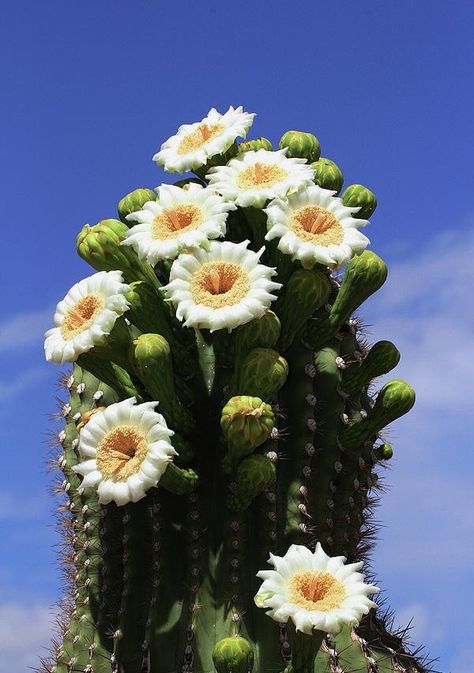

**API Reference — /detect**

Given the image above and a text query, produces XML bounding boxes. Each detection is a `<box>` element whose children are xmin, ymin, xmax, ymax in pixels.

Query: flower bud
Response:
<box><xmin>341</xmin><ymin>184</ymin><xmax>377</xmax><ymax>219</ymax></box>
<box><xmin>212</xmin><ymin>636</ymin><xmax>254</xmax><ymax>673</ymax></box>
<box><xmin>236</xmin><ymin>348</ymin><xmax>288</xmax><ymax>400</ymax></box>
<box><xmin>311</xmin><ymin>158</ymin><xmax>343</xmax><ymax>193</ymax></box>
<box><xmin>221</xmin><ymin>396</ymin><xmax>275</xmax><ymax>473</ymax></box>
<box><xmin>279</xmin><ymin>130</ymin><xmax>321</xmax><ymax>163</ymax></box>
<box><xmin>228</xmin><ymin>454</ymin><xmax>276</xmax><ymax>511</ymax></box>
<box><xmin>117</xmin><ymin>188</ymin><xmax>156</xmax><ymax>224</ymax></box>
<box><xmin>237</xmin><ymin>137</ymin><xmax>273</xmax><ymax>153</ymax></box>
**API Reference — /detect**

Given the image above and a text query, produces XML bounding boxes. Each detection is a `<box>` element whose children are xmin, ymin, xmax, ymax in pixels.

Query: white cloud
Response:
<box><xmin>363</xmin><ymin>226</ymin><xmax>474</xmax><ymax>410</ymax></box>
<box><xmin>0</xmin><ymin>602</ymin><xmax>56</xmax><ymax>673</ymax></box>
<box><xmin>0</xmin><ymin>307</ymin><xmax>52</xmax><ymax>352</ymax></box>
<box><xmin>0</xmin><ymin>366</ymin><xmax>49</xmax><ymax>402</ymax></box>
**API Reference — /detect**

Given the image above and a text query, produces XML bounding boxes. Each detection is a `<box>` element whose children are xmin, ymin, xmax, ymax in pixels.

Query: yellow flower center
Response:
<box><xmin>190</xmin><ymin>262</ymin><xmax>250</xmax><ymax>308</ymax></box>
<box><xmin>288</xmin><ymin>571</ymin><xmax>346</xmax><ymax>612</ymax></box>
<box><xmin>60</xmin><ymin>294</ymin><xmax>104</xmax><ymax>339</ymax></box>
<box><xmin>290</xmin><ymin>206</ymin><xmax>343</xmax><ymax>245</ymax></box>
<box><xmin>236</xmin><ymin>162</ymin><xmax>288</xmax><ymax>190</ymax></box>
<box><xmin>96</xmin><ymin>425</ymin><xmax>149</xmax><ymax>481</ymax></box>
<box><xmin>178</xmin><ymin>123</ymin><xmax>225</xmax><ymax>155</ymax></box>
<box><xmin>152</xmin><ymin>204</ymin><xmax>203</xmax><ymax>240</ymax></box>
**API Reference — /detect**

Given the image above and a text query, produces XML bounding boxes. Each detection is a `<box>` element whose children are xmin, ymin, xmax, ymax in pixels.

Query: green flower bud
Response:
<box><xmin>341</xmin><ymin>184</ymin><xmax>377</xmax><ymax>219</ymax></box>
<box><xmin>212</xmin><ymin>636</ymin><xmax>254</xmax><ymax>673</ymax></box>
<box><xmin>159</xmin><ymin>463</ymin><xmax>198</xmax><ymax>495</ymax></box>
<box><xmin>117</xmin><ymin>188</ymin><xmax>156</xmax><ymax>224</ymax></box>
<box><xmin>277</xmin><ymin>268</ymin><xmax>331</xmax><ymax>351</ymax></box>
<box><xmin>221</xmin><ymin>396</ymin><xmax>275</xmax><ymax>473</ymax></box>
<box><xmin>279</xmin><ymin>130</ymin><xmax>321</xmax><ymax>163</ymax></box>
<box><xmin>77</xmin><ymin>219</ymin><xmax>163</xmax><ymax>291</ymax></box>
<box><xmin>228</xmin><ymin>454</ymin><xmax>276</xmax><ymax>511</ymax></box>
<box><xmin>234</xmin><ymin>310</ymin><xmax>281</xmax><ymax>362</ymax></box>
<box><xmin>377</xmin><ymin>442</ymin><xmax>393</xmax><ymax>460</ymax></box>
<box><xmin>311</xmin><ymin>157</ymin><xmax>344</xmax><ymax>193</ymax></box>
<box><xmin>236</xmin><ymin>348</ymin><xmax>288</xmax><ymax>399</ymax></box>
<box><xmin>237</xmin><ymin>137</ymin><xmax>273</xmax><ymax>153</ymax></box>
<box><xmin>130</xmin><ymin>334</ymin><xmax>195</xmax><ymax>435</ymax></box>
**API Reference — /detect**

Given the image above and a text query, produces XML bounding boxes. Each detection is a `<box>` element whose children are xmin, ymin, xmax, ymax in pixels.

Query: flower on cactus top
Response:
<box><xmin>265</xmin><ymin>184</ymin><xmax>370</xmax><ymax>269</ymax></box>
<box><xmin>254</xmin><ymin>543</ymin><xmax>379</xmax><ymax>635</ymax></box>
<box><xmin>72</xmin><ymin>397</ymin><xmax>176</xmax><ymax>505</ymax></box>
<box><xmin>206</xmin><ymin>149</ymin><xmax>315</xmax><ymax>209</ymax></box>
<box><xmin>122</xmin><ymin>183</ymin><xmax>236</xmax><ymax>264</ymax></box>
<box><xmin>163</xmin><ymin>240</ymin><xmax>281</xmax><ymax>332</ymax></box>
<box><xmin>154</xmin><ymin>106</ymin><xmax>255</xmax><ymax>173</ymax></box>
<box><xmin>44</xmin><ymin>271</ymin><xmax>130</xmax><ymax>364</ymax></box>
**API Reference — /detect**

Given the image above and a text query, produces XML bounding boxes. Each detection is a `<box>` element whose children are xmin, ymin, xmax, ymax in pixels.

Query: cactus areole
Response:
<box><xmin>42</xmin><ymin>107</ymin><xmax>430</xmax><ymax>673</ymax></box>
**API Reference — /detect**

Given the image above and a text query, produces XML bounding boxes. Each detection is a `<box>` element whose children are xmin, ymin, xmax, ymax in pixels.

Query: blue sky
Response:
<box><xmin>1</xmin><ymin>1</ymin><xmax>473</xmax><ymax>671</ymax></box>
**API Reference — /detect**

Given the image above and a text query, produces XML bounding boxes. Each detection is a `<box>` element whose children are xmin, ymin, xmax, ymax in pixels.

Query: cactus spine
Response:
<box><xmin>42</xmin><ymin>109</ymin><xmax>432</xmax><ymax>673</ymax></box>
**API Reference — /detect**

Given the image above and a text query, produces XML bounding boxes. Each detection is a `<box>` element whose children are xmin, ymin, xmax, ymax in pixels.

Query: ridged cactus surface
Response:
<box><xmin>42</xmin><ymin>107</ymin><xmax>432</xmax><ymax>673</ymax></box>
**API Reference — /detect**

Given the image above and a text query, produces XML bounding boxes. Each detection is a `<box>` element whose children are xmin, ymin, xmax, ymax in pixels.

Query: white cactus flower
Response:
<box><xmin>163</xmin><ymin>240</ymin><xmax>281</xmax><ymax>332</ymax></box>
<box><xmin>265</xmin><ymin>184</ymin><xmax>370</xmax><ymax>269</ymax></box>
<box><xmin>122</xmin><ymin>183</ymin><xmax>236</xmax><ymax>264</ymax></box>
<box><xmin>255</xmin><ymin>542</ymin><xmax>379</xmax><ymax>635</ymax></box>
<box><xmin>44</xmin><ymin>271</ymin><xmax>130</xmax><ymax>364</ymax></box>
<box><xmin>206</xmin><ymin>149</ymin><xmax>315</xmax><ymax>208</ymax></box>
<box><xmin>154</xmin><ymin>106</ymin><xmax>255</xmax><ymax>173</ymax></box>
<box><xmin>72</xmin><ymin>398</ymin><xmax>176</xmax><ymax>506</ymax></box>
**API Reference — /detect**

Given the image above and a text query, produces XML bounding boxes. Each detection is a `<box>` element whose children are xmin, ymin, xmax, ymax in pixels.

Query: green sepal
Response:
<box><xmin>228</xmin><ymin>454</ymin><xmax>276</xmax><ymax>511</ymax></box>
<box><xmin>237</xmin><ymin>137</ymin><xmax>273</xmax><ymax>153</ymax></box>
<box><xmin>233</xmin><ymin>348</ymin><xmax>288</xmax><ymax>399</ymax></box>
<box><xmin>283</xmin><ymin>623</ymin><xmax>325</xmax><ymax>673</ymax></box>
<box><xmin>311</xmin><ymin>157</ymin><xmax>344</xmax><ymax>193</ymax></box>
<box><xmin>341</xmin><ymin>379</ymin><xmax>415</xmax><ymax>449</ymax></box>
<box><xmin>160</xmin><ymin>463</ymin><xmax>198</xmax><ymax>495</ymax></box>
<box><xmin>117</xmin><ymin>188</ymin><xmax>156</xmax><ymax>224</ymax></box>
<box><xmin>221</xmin><ymin>396</ymin><xmax>275</xmax><ymax>473</ymax></box>
<box><xmin>303</xmin><ymin>251</ymin><xmax>388</xmax><ymax>349</ymax></box>
<box><xmin>276</xmin><ymin>267</ymin><xmax>331</xmax><ymax>351</ymax></box>
<box><xmin>130</xmin><ymin>333</ymin><xmax>196</xmax><ymax>435</ymax></box>
<box><xmin>341</xmin><ymin>183</ymin><xmax>377</xmax><ymax>219</ymax></box>
<box><xmin>279</xmin><ymin>130</ymin><xmax>321</xmax><ymax>163</ymax></box>
<box><xmin>212</xmin><ymin>636</ymin><xmax>255</xmax><ymax>673</ymax></box>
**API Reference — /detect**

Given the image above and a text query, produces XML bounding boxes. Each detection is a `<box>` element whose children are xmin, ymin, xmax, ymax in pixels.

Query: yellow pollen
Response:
<box><xmin>190</xmin><ymin>262</ymin><xmax>250</xmax><ymax>308</ymax></box>
<box><xmin>60</xmin><ymin>294</ymin><xmax>104</xmax><ymax>340</ymax></box>
<box><xmin>152</xmin><ymin>204</ymin><xmax>203</xmax><ymax>240</ymax></box>
<box><xmin>290</xmin><ymin>206</ymin><xmax>343</xmax><ymax>245</ymax></box>
<box><xmin>288</xmin><ymin>571</ymin><xmax>346</xmax><ymax>612</ymax></box>
<box><xmin>177</xmin><ymin>123</ymin><xmax>225</xmax><ymax>155</ymax></box>
<box><xmin>236</xmin><ymin>162</ymin><xmax>288</xmax><ymax>190</ymax></box>
<box><xmin>96</xmin><ymin>426</ymin><xmax>149</xmax><ymax>481</ymax></box>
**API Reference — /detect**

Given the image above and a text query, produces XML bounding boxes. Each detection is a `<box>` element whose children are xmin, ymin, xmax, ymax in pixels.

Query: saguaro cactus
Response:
<box><xmin>41</xmin><ymin>106</ymin><xmax>432</xmax><ymax>673</ymax></box>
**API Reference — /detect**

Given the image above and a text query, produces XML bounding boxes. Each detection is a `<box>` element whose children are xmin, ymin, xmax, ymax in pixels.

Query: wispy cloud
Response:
<box><xmin>0</xmin><ymin>366</ymin><xmax>49</xmax><ymax>402</ymax></box>
<box><xmin>0</xmin><ymin>307</ymin><xmax>52</xmax><ymax>352</ymax></box>
<box><xmin>0</xmin><ymin>602</ymin><xmax>56</xmax><ymax>673</ymax></box>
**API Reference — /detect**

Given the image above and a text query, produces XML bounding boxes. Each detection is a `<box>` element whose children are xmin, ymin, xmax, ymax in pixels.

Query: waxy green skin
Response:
<box><xmin>45</xmin><ymin>130</ymin><xmax>429</xmax><ymax>673</ymax></box>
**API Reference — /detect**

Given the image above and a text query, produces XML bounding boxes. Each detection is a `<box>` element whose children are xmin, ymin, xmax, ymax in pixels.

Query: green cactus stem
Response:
<box><xmin>43</xmin><ymin>114</ymin><xmax>429</xmax><ymax>673</ymax></box>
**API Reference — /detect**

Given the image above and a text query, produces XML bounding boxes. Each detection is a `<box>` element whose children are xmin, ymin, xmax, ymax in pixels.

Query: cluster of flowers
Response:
<box><xmin>44</xmin><ymin>106</ymin><xmax>378</xmax><ymax>637</ymax></box>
